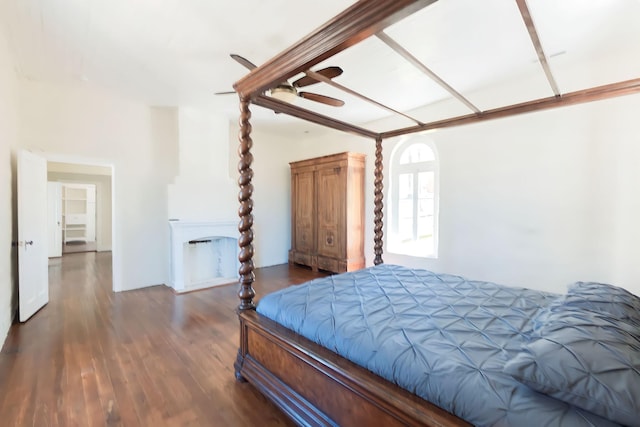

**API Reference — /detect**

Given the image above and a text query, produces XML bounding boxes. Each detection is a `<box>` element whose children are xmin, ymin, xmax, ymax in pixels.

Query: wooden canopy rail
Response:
<box><xmin>515</xmin><ymin>0</ymin><xmax>561</xmax><ymax>97</ymax></box>
<box><xmin>382</xmin><ymin>77</ymin><xmax>640</xmax><ymax>139</ymax></box>
<box><xmin>303</xmin><ymin>68</ymin><xmax>425</xmax><ymax>126</ymax></box>
<box><xmin>234</xmin><ymin>0</ymin><xmax>640</xmax><ymax>142</ymax></box>
<box><xmin>375</xmin><ymin>31</ymin><xmax>482</xmax><ymax>115</ymax></box>
<box><xmin>233</xmin><ymin>0</ymin><xmax>437</xmax><ymax>99</ymax></box>
<box><xmin>233</xmin><ymin>1</ymin><xmax>640</xmax><ymax>425</ymax></box>
<box><xmin>252</xmin><ymin>94</ymin><xmax>378</xmax><ymax>139</ymax></box>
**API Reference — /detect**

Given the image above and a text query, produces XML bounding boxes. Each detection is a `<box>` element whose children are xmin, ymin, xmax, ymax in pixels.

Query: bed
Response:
<box><xmin>253</xmin><ymin>264</ymin><xmax>639</xmax><ymax>426</ymax></box>
<box><xmin>231</xmin><ymin>1</ymin><xmax>640</xmax><ymax>425</ymax></box>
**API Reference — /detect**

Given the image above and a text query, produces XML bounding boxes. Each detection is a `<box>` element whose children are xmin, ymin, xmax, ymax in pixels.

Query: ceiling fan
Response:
<box><xmin>215</xmin><ymin>54</ymin><xmax>345</xmax><ymax>107</ymax></box>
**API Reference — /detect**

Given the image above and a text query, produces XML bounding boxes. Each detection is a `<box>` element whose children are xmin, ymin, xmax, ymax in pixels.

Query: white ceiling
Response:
<box><xmin>2</xmin><ymin>0</ymin><xmax>639</xmax><ymax>131</ymax></box>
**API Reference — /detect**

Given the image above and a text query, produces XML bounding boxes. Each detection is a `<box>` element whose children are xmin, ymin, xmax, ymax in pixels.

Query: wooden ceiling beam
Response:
<box><xmin>233</xmin><ymin>0</ymin><xmax>438</xmax><ymax>98</ymax></box>
<box><xmin>516</xmin><ymin>0</ymin><xmax>561</xmax><ymax>96</ymax></box>
<box><xmin>252</xmin><ymin>95</ymin><xmax>380</xmax><ymax>139</ymax></box>
<box><xmin>380</xmin><ymin>77</ymin><xmax>640</xmax><ymax>139</ymax></box>
<box><xmin>303</xmin><ymin>69</ymin><xmax>424</xmax><ymax>126</ymax></box>
<box><xmin>376</xmin><ymin>31</ymin><xmax>481</xmax><ymax>114</ymax></box>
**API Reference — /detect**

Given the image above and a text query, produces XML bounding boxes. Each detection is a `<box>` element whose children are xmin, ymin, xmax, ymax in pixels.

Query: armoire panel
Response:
<box><xmin>294</xmin><ymin>171</ymin><xmax>315</xmax><ymax>254</ymax></box>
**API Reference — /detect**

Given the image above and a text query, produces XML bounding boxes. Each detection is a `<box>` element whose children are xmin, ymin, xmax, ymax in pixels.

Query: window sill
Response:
<box><xmin>386</xmin><ymin>249</ymin><xmax>438</xmax><ymax>260</ymax></box>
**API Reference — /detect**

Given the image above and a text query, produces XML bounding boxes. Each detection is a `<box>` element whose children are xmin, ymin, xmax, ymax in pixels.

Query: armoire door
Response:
<box><xmin>293</xmin><ymin>170</ymin><xmax>315</xmax><ymax>255</ymax></box>
<box><xmin>316</xmin><ymin>165</ymin><xmax>344</xmax><ymax>259</ymax></box>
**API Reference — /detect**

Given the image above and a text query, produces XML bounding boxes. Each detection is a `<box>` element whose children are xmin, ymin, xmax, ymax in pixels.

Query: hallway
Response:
<box><xmin>0</xmin><ymin>252</ymin><xmax>322</xmax><ymax>426</ymax></box>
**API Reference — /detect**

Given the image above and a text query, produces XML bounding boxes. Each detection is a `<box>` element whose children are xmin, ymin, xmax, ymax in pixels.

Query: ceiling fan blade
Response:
<box><xmin>230</xmin><ymin>54</ymin><xmax>257</xmax><ymax>70</ymax></box>
<box><xmin>298</xmin><ymin>92</ymin><xmax>345</xmax><ymax>107</ymax></box>
<box><xmin>214</xmin><ymin>90</ymin><xmax>236</xmax><ymax>95</ymax></box>
<box><xmin>316</xmin><ymin>66</ymin><xmax>343</xmax><ymax>80</ymax></box>
<box><xmin>292</xmin><ymin>66</ymin><xmax>343</xmax><ymax>88</ymax></box>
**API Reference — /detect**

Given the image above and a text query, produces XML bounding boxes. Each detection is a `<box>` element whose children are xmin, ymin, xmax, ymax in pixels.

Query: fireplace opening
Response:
<box><xmin>169</xmin><ymin>221</ymin><xmax>239</xmax><ymax>293</ymax></box>
<box><xmin>184</xmin><ymin>236</ymin><xmax>237</xmax><ymax>288</ymax></box>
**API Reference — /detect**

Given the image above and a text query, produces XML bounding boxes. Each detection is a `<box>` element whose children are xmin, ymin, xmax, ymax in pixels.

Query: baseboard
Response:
<box><xmin>168</xmin><ymin>280</ymin><xmax>237</xmax><ymax>295</ymax></box>
<box><xmin>0</xmin><ymin>313</ymin><xmax>9</xmax><ymax>351</ymax></box>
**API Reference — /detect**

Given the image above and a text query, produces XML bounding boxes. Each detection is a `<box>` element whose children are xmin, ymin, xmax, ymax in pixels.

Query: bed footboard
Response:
<box><xmin>235</xmin><ymin>310</ymin><xmax>470</xmax><ymax>427</ymax></box>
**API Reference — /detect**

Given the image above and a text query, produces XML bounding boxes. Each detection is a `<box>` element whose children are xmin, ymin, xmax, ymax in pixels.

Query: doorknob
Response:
<box><xmin>26</xmin><ymin>240</ymin><xmax>33</xmax><ymax>246</ymax></box>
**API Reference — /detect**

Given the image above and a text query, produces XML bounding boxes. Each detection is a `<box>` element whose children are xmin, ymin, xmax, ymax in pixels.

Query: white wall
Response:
<box><xmin>381</xmin><ymin>95</ymin><xmax>640</xmax><ymax>295</ymax></box>
<box><xmin>17</xmin><ymin>81</ymin><xmax>179</xmax><ymax>291</ymax></box>
<box><xmin>226</xmin><ymin>123</ymin><xmax>298</xmax><ymax>269</ymax></box>
<box><xmin>168</xmin><ymin>107</ymin><xmax>237</xmax><ymax>221</ymax></box>
<box><xmin>0</xmin><ymin>30</ymin><xmax>18</xmax><ymax>346</ymax></box>
<box><xmin>592</xmin><ymin>96</ymin><xmax>640</xmax><ymax>291</ymax></box>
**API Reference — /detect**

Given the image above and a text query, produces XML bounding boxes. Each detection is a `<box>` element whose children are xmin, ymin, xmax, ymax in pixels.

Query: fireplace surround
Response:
<box><xmin>169</xmin><ymin>220</ymin><xmax>239</xmax><ymax>293</ymax></box>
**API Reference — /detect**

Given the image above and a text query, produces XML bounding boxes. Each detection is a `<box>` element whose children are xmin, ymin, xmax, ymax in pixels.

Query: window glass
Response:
<box><xmin>399</xmin><ymin>173</ymin><xmax>413</xmax><ymax>199</ymax></box>
<box><xmin>388</xmin><ymin>141</ymin><xmax>438</xmax><ymax>258</ymax></box>
<box><xmin>399</xmin><ymin>143</ymin><xmax>435</xmax><ymax>164</ymax></box>
<box><xmin>398</xmin><ymin>198</ymin><xmax>413</xmax><ymax>241</ymax></box>
<box><xmin>418</xmin><ymin>171</ymin><xmax>434</xmax><ymax>239</ymax></box>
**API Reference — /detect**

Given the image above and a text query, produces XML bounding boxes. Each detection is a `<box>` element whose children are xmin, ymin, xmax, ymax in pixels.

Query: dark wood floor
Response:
<box><xmin>0</xmin><ymin>252</ymin><xmax>327</xmax><ymax>426</ymax></box>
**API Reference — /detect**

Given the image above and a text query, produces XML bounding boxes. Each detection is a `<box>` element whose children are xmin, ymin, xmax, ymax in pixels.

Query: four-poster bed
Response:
<box><xmin>231</xmin><ymin>1</ymin><xmax>640</xmax><ymax>425</ymax></box>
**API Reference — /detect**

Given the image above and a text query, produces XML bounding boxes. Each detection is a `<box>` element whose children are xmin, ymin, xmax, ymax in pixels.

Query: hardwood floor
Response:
<box><xmin>62</xmin><ymin>241</ymin><xmax>97</xmax><ymax>254</ymax></box>
<box><xmin>0</xmin><ymin>252</ymin><xmax>327</xmax><ymax>426</ymax></box>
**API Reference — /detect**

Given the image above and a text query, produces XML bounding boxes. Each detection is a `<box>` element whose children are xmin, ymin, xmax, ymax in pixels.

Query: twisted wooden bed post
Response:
<box><xmin>235</xmin><ymin>96</ymin><xmax>255</xmax><ymax>382</ymax></box>
<box><xmin>374</xmin><ymin>136</ymin><xmax>384</xmax><ymax>265</ymax></box>
<box><xmin>237</xmin><ymin>97</ymin><xmax>256</xmax><ymax>312</ymax></box>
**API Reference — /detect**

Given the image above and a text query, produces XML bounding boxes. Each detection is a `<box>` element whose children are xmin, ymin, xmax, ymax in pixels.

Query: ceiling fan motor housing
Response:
<box><xmin>271</xmin><ymin>85</ymin><xmax>298</xmax><ymax>103</ymax></box>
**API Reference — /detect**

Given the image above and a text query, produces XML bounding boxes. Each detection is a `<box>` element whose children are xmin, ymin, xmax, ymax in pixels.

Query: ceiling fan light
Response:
<box><xmin>271</xmin><ymin>86</ymin><xmax>298</xmax><ymax>103</ymax></box>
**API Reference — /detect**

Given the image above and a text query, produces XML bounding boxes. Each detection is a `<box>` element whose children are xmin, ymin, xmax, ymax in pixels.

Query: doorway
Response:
<box><xmin>17</xmin><ymin>150</ymin><xmax>117</xmax><ymax>322</ymax></box>
<box><xmin>49</xmin><ymin>182</ymin><xmax>98</xmax><ymax>255</ymax></box>
<box><xmin>47</xmin><ymin>162</ymin><xmax>112</xmax><ymax>257</ymax></box>
<box><xmin>45</xmin><ymin>160</ymin><xmax>114</xmax><ymax>284</ymax></box>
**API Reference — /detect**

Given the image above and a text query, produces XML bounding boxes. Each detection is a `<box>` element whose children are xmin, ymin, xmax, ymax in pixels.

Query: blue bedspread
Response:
<box><xmin>257</xmin><ymin>264</ymin><xmax>619</xmax><ymax>426</ymax></box>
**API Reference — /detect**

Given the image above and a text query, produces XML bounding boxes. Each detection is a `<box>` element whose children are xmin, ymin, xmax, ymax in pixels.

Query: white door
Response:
<box><xmin>47</xmin><ymin>181</ymin><xmax>62</xmax><ymax>257</ymax></box>
<box><xmin>18</xmin><ymin>150</ymin><xmax>49</xmax><ymax>322</ymax></box>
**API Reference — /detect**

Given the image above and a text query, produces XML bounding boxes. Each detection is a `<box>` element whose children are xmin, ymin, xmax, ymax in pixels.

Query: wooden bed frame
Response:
<box><xmin>231</xmin><ymin>1</ymin><xmax>640</xmax><ymax>425</ymax></box>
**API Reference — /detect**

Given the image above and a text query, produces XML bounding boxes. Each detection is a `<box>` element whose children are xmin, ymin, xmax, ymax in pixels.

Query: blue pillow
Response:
<box><xmin>505</xmin><ymin>308</ymin><xmax>640</xmax><ymax>426</ymax></box>
<box><xmin>563</xmin><ymin>281</ymin><xmax>640</xmax><ymax>326</ymax></box>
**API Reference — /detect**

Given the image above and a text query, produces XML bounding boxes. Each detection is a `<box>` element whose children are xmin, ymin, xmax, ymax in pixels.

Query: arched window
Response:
<box><xmin>388</xmin><ymin>139</ymin><xmax>438</xmax><ymax>257</ymax></box>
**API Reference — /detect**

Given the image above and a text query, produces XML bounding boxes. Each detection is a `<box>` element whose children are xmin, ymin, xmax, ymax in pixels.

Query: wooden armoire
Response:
<box><xmin>289</xmin><ymin>152</ymin><xmax>365</xmax><ymax>273</ymax></box>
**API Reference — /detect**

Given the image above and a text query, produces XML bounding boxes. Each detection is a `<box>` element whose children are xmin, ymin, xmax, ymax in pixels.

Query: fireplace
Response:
<box><xmin>169</xmin><ymin>221</ymin><xmax>239</xmax><ymax>293</ymax></box>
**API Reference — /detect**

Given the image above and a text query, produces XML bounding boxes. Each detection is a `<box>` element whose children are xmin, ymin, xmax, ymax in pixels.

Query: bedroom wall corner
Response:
<box><xmin>0</xmin><ymin>28</ymin><xmax>18</xmax><ymax>347</ymax></box>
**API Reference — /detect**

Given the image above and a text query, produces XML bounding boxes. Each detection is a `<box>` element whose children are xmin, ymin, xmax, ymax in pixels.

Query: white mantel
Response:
<box><xmin>169</xmin><ymin>220</ymin><xmax>239</xmax><ymax>292</ymax></box>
